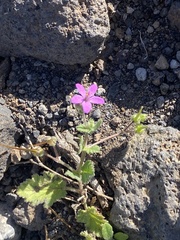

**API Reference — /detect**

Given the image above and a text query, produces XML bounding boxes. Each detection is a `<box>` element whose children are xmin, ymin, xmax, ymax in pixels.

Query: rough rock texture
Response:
<box><xmin>0</xmin><ymin>202</ymin><xmax>21</xmax><ymax>240</ymax></box>
<box><xmin>0</xmin><ymin>101</ymin><xmax>17</xmax><ymax>181</ymax></box>
<box><xmin>12</xmin><ymin>199</ymin><xmax>48</xmax><ymax>231</ymax></box>
<box><xmin>0</xmin><ymin>0</ymin><xmax>110</xmax><ymax>65</ymax></box>
<box><xmin>168</xmin><ymin>1</ymin><xmax>180</xmax><ymax>31</ymax></box>
<box><xmin>103</xmin><ymin>125</ymin><xmax>180</xmax><ymax>240</ymax></box>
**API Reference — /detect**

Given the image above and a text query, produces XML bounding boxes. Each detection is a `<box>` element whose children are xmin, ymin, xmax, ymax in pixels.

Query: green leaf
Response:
<box><xmin>83</xmin><ymin>145</ymin><xmax>100</xmax><ymax>154</ymax></box>
<box><xmin>80</xmin><ymin>231</ymin><xmax>96</xmax><ymax>240</ymax></box>
<box><xmin>132</xmin><ymin>107</ymin><xmax>147</xmax><ymax>124</ymax></box>
<box><xmin>114</xmin><ymin>232</ymin><xmax>129</xmax><ymax>240</ymax></box>
<box><xmin>76</xmin><ymin>119</ymin><xmax>102</xmax><ymax>135</ymax></box>
<box><xmin>77</xmin><ymin>206</ymin><xmax>109</xmax><ymax>238</ymax></box>
<box><xmin>93</xmin><ymin>119</ymin><xmax>103</xmax><ymax>132</ymax></box>
<box><xmin>102</xmin><ymin>222</ymin><xmax>113</xmax><ymax>240</ymax></box>
<box><xmin>135</xmin><ymin>124</ymin><xmax>147</xmax><ymax>134</ymax></box>
<box><xmin>65</xmin><ymin>170</ymin><xmax>81</xmax><ymax>181</ymax></box>
<box><xmin>81</xmin><ymin>160</ymin><xmax>95</xmax><ymax>184</ymax></box>
<box><xmin>17</xmin><ymin>171</ymin><xmax>67</xmax><ymax>208</ymax></box>
<box><xmin>78</xmin><ymin>135</ymin><xmax>84</xmax><ymax>154</ymax></box>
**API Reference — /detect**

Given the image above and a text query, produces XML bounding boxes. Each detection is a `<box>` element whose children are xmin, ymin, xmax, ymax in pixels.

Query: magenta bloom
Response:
<box><xmin>71</xmin><ymin>83</ymin><xmax>105</xmax><ymax>114</ymax></box>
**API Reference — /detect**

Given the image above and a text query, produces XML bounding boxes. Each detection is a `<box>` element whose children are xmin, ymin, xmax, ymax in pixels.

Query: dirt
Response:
<box><xmin>0</xmin><ymin>0</ymin><xmax>179</xmax><ymax>239</ymax></box>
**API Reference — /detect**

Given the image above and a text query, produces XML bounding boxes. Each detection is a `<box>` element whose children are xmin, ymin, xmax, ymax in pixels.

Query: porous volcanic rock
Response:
<box><xmin>103</xmin><ymin>125</ymin><xmax>180</xmax><ymax>240</ymax></box>
<box><xmin>168</xmin><ymin>1</ymin><xmax>180</xmax><ymax>31</ymax></box>
<box><xmin>0</xmin><ymin>102</ymin><xmax>17</xmax><ymax>181</ymax></box>
<box><xmin>0</xmin><ymin>0</ymin><xmax>110</xmax><ymax>65</ymax></box>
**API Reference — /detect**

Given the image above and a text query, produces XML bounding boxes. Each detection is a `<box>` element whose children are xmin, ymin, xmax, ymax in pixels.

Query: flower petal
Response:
<box><xmin>76</xmin><ymin>84</ymin><xmax>86</xmax><ymax>97</ymax></box>
<box><xmin>89</xmin><ymin>96</ymin><xmax>105</xmax><ymax>105</ymax></box>
<box><xmin>82</xmin><ymin>101</ymin><xmax>92</xmax><ymax>114</ymax></box>
<box><xmin>88</xmin><ymin>84</ymin><xmax>98</xmax><ymax>97</ymax></box>
<box><xmin>71</xmin><ymin>95</ymin><xmax>83</xmax><ymax>104</ymax></box>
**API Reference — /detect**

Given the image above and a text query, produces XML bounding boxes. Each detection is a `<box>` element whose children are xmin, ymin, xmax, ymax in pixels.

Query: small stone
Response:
<box><xmin>46</xmin><ymin>113</ymin><xmax>53</xmax><ymax>119</ymax></box>
<box><xmin>160</xmin><ymin>83</ymin><xmax>169</xmax><ymax>95</ymax></box>
<box><xmin>38</xmin><ymin>104</ymin><xmax>48</xmax><ymax>115</ymax></box>
<box><xmin>114</xmin><ymin>70</ymin><xmax>121</xmax><ymax>77</ymax></box>
<box><xmin>92</xmin><ymin>109</ymin><xmax>101</xmax><ymax>119</ymax></box>
<box><xmin>152</xmin><ymin>21</ymin><xmax>160</xmax><ymax>29</ymax></box>
<box><xmin>127</xmin><ymin>63</ymin><xmax>134</xmax><ymax>70</ymax></box>
<box><xmin>32</xmin><ymin>130</ymin><xmax>40</xmax><ymax>139</ymax></box>
<box><xmin>176</xmin><ymin>51</ymin><xmax>180</xmax><ymax>62</ymax></box>
<box><xmin>135</xmin><ymin>67</ymin><xmax>147</xmax><ymax>81</ymax></box>
<box><xmin>155</xmin><ymin>55</ymin><xmax>169</xmax><ymax>70</ymax></box>
<box><xmin>170</xmin><ymin>59</ymin><xmax>180</xmax><ymax>69</ymax></box>
<box><xmin>151</xmin><ymin>72</ymin><xmax>164</xmax><ymax>86</ymax></box>
<box><xmin>126</xmin><ymin>6</ymin><xmax>134</xmax><ymax>14</ymax></box>
<box><xmin>147</xmin><ymin>26</ymin><xmax>154</xmax><ymax>33</ymax></box>
<box><xmin>97</xmin><ymin>87</ymin><xmax>106</xmax><ymax>96</ymax></box>
<box><xmin>157</xmin><ymin>96</ymin><xmax>165</xmax><ymax>108</ymax></box>
<box><xmin>111</xmin><ymin>116</ymin><xmax>121</xmax><ymax>127</ymax></box>
<box><xmin>96</xmin><ymin>59</ymin><xmax>105</xmax><ymax>72</ymax></box>
<box><xmin>115</xmin><ymin>28</ymin><xmax>124</xmax><ymax>39</ymax></box>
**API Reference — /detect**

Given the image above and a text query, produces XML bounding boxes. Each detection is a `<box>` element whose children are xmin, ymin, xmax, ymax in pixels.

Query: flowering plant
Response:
<box><xmin>0</xmin><ymin>83</ymin><xmax>147</xmax><ymax>240</ymax></box>
<box><xmin>71</xmin><ymin>83</ymin><xmax>105</xmax><ymax>114</ymax></box>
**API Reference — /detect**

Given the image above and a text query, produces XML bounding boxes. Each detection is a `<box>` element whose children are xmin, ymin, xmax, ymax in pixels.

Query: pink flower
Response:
<box><xmin>71</xmin><ymin>83</ymin><xmax>105</xmax><ymax>114</ymax></box>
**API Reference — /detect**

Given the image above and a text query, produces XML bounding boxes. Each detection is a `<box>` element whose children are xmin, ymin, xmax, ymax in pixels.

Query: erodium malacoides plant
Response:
<box><xmin>2</xmin><ymin>83</ymin><xmax>147</xmax><ymax>240</ymax></box>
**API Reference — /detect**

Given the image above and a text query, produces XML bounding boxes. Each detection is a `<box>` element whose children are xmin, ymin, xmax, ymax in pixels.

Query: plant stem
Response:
<box><xmin>90</xmin><ymin>121</ymin><xmax>133</xmax><ymax>147</ymax></box>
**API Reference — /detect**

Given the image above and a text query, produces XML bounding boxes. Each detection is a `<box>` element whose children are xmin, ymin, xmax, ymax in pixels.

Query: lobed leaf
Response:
<box><xmin>102</xmin><ymin>222</ymin><xmax>113</xmax><ymax>240</ymax></box>
<box><xmin>81</xmin><ymin>160</ymin><xmax>95</xmax><ymax>184</ymax></box>
<box><xmin>17</xmin><ymin>171</ymin><xmax>67</xmax><ymax>208</ymax></box>
<box><xmin>132</xmin><ymin>106</ymin><xmax>147</xmax><ymax>124</ymax></box>
<box><xmin>77</xmin><ymin>206</ymin><xmax>112</xmax><ymax>239</ymax></box>
<box><xmin>65</xmin><ymin>170</ymin><xmax>81</xmax><ymax>181</ymax></box>
<box><xmin>76</xmin><ymin>119</ymin><xmax>102</xmax><ymax>135</ymax></box>
<box><xmin>114</xmin><ymin>232</ymin><xmax>129</xmax><ymax>240</ymax></box>
<box><xmin>83</xmin><ymin>145</ymin><xmax>100</xmax><ymax>154</ymax></box>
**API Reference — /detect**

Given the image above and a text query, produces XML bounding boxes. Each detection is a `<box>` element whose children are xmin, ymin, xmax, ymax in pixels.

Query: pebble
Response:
<box><xmin>156</xmin><ymin>96</ymin><xmax>165</xmax><ymax>108</ymax></box>
<box><xmin>114</xmin><ymin>70</ymin><xmax>121</xmax><ymax>77</ymax></box>
<box><xmin>152</xmin><ymin>21</ymin><xmax>160</xmax><ymax>29</ymax></box>
<box><xmin>135</xmin><ymin>67</ymin><xmax>147</xmax><ymax>81</ymax></box>
<box><xmin>110</xmin><ymin>116</ymin><xmax>121</xmax><ymax>127</ymax></box>
<box><xmin>160</xmin><ymin>83</ymin><xmax>169</xmax><ymax>95</ymax></box>
<box><xmin>127</xmin><ymin>63</ymin><xmax>134</xmax><ymax>70</ymax></box>
<box><xmin>155</xmin><ymin>55</ymin><xmax>169</xmax><ymax>70</ymax></box>
<box><xmin>176</xmin><ymin>51</ymin><xmax>180</xmax><ymax>62</ymax></box>
<box><xmin>97</xmin><ymin>87</ymin><xmax>106</xmax><ymax>96</ymax></box>
<box><xmin>147</xmin><ymin>26</ymin><xmax>154</xmax><ymax>33</ymax></box>
<box><xmin>170</xmin><ymin>59</ymin><xmax>180</xmax><ymax>69</ymax></box>
<box><xmin>38</xmin><ymin>104</ymin><xmax>48</xmax><ymax>115</ymax></box>
<box><xmin>151</xmin><ymin>72</ymin><xmax>164</xmax><ymax>86</ymax></box>
<box><xmin>0</xmin><ymin>202</ymin><xmax>21</xmax><ymax>240</ymax></box>
<box><xmin>92</xmin><ymin>109</ymin><xmax>101</xmax><ymax>119</ymax></box>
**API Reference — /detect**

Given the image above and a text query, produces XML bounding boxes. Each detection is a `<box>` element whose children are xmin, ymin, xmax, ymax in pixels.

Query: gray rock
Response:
<box><xmin>127</xmin><ymin>63</ymin><xmax>134</xmax><ymax>70</ymax></box>
<box><xmin>160</xmin><ymin>83</ymin><xmax>169</xmax><ymax>95</ymax></box>
<box><xmin>170</xmin><ymin>59</ymin><xmax>180</xmax><ymax>69</ymax></box>
<box><xmin>150</xmin><ymin>71</ymin><xmax>164</xmax><ymax>86</ymax></box>
<box><xmin>0</xmin><ymin>202</ymin><xmax>21</xmax><ymax>240</ymax></box>
<box><xmin>92</xmin><ymin>109</ymin><xmax>102</xmax><ymax>119</ymax></box>
<box><xmin>103</xmin><ymin>125</ymin><xmax>180</xmax><ymax>240</ymax></box>
<box><xmin>135</xmin><ymin>67</ymin><xmax>147</xmax><ymax>81</ymax></box>
<box><xmin>156</xmin><ymin>96</ymin><xmax>165</xmax><ymax>108</ymax></box>
<box><xmin>0</xmin><ymin>0</ymin><xmax>110</xmax><ymax>65</ymax></box>
<box><xmin>176</xmin><ymin>51</ymin><xmax>180</xmax><ymax>62</ymax></box>
<box><xmin>168</xmin><ymin>1</ymin><xmax>180</xmax><ymax>31</ymax></box>
<box><xmin>155</xmin><ymin>55</ymin><xmax>169</xmax><ymax>70</ymax></box>
<box><xmin>0</xmin><ymin>103</ymin><xmax>17</xmax><ymax>181</ymax></box>
<box><xmin>12</xmin><ymin>199</ymin><xmax>48</xmax><ymax>231</ymax></box>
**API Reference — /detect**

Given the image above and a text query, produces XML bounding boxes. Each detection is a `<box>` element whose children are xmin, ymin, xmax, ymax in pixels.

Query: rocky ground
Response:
<box><xmin>0</xmin><ymin>0</ymin><xmax>179</xmax><ymax>240</ymax></box>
